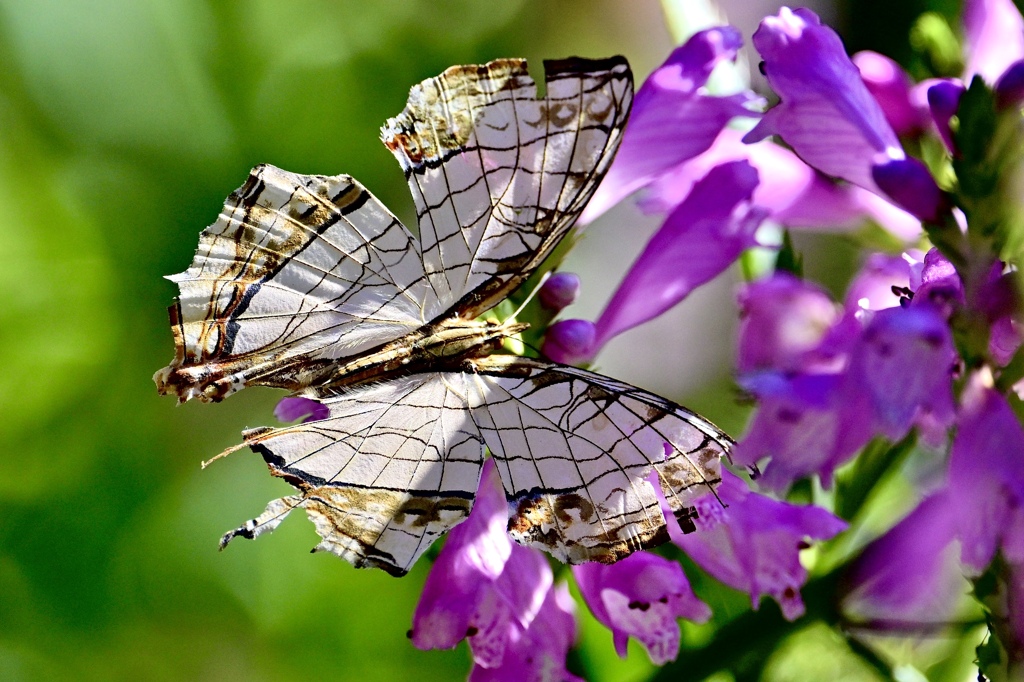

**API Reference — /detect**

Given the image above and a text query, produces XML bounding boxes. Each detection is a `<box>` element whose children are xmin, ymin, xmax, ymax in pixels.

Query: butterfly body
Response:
<box><xmin>157</xmin><ymin>56</ymin><xmax>731</xmax><ymax>576</ymax></box>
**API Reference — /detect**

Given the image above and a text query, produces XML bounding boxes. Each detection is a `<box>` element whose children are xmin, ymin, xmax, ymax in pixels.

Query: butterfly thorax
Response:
<box><xmin>312</xmin><ymin>317</ymin><xmax>529</xmax><ymax>393</ymax></box>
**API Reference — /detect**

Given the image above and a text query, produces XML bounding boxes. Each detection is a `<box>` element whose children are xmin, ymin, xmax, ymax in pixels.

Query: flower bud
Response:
<box><xmin>538</xmin><ymin>272</ymin><xmax>580</xmax><ymax>311</ymax></box>
<box><xmin>871</xmin><ymin>157</ymin><xmax>945</xmax><ymax>223</ymax></box>
<box><xmin>542</xmin><ymin>319</ymin><xmax>596</xmax><ymax>365</ymax></box>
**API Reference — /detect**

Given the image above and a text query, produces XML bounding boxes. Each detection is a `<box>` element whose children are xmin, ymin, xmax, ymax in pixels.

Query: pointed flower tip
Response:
<box><xmin>542</xmin><ymin>319</ymin><xmax>596</xmax><ymax>364</ymax></box>
<box><xmin>871</xmin><ymin>157</ymin><xmax>945</xmax><ymax>222</ymax></box>
<box><xmin>926</xmin><ymin>80</ymin><xmax>965</xmax><ymax>152</ymax></box>
<box><xmin>539</xmin><ymin>272</ymin><xmax>581</xmax><ymax>312</ymax></box>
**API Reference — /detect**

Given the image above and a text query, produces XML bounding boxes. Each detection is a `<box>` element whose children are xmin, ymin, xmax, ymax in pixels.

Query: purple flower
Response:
<box><xmin>538</xmin><ymin>272</ymin><xmax>581</xmax><ymax>312</ymax></box>
<box><xmin>274</xmin><ymin>396</ymin><xmax>329</xmax><ymax>423</ymax></box>
<box><xmin>947</xmin><ymin>373</ymin><xmax>1024</xmax><ymax>573</ymax></box>
<box><xmin>667</xmin><ymin>470</ymin><xmax>846</xmax><ymax>620</ymax></box>
<box><xmin>580</xmin><ymin>27</ymin><xmax>760</xmax><ymax>224</ymax></box>
<box><xmin>910</xmin><ymin>247</ymin><xmax>964</xmax><ymax>317</ymax></box>
<box><xmin>872</xmin><ymin>157</ymin><xmax>947</xmax><ymax>222</ymax></box>
<box><xmin>639</xmin><ymin>129</ymin><xmax>920</xmax><ymax>240</ymax></box>
<box><xmin>542</xmin><ymin>319</ymin><xmax>596</xmax><ymax>365</ymax></box>
<box><xmin>853</xmin><ymin>50</ymin><xmax>927</xmax><ymax>135</ymax></box>
<box><xmin>468</xmin><ymin>583</ymin><xmax>582</xmax><ymax>682</ymax></box>
<box><xmin>842</xmin><ymin>493</ymin><xmax>967</xmax><ymax>626</ymax></box>
<box><xmin>844</xmin><ymin>252</ymin><xmax>913</xmax><ymax>312</ymax></box>
<box><xmin>574</xmin><ymin>551</ymin><xmax>710</xmax><ymax>664</ymax></box>
<box><xmin>963</xmin><ymin>0</ymin><xmax>1024</xmax><ymax>84</ymax></box>
<box><xmin>995</xmin><ymin>60</ymin><xmax>1024</xmax><ymax>108</ymax></box>
<box><xmin>927</xmin><ymin>80</ymin><xmax>965</xmax><ymax>154</ymax></box>
<box><xmin>589</xmin><ymin>161</ymin><xmax>766</xmax><ymax>356</ymax></box>
<box><xmin>744</xmin><ymin>8</ymin><xmax>904</xmax><ymax>194</ymax></box>
<box><xmin>411</xmin><ymin>459</ymin><xmax>573</xmax><ymax>674</ymax></box>
<box><xmin>736</xmin><ymin>274</ymin><xmax>839</xmax><ymax>375</ymax></box>
<box><xmin>847</xmin><ymin>306</ymin><xmax>957</xmax><ymax>440</ymax></box>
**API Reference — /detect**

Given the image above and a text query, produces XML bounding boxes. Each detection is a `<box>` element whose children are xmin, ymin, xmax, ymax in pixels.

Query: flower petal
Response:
<box><xmin>592</xmin><ymin>160</ymin><xmax>765</xmax><ymax>354</ymax></box>
<box><xmin>854</xmin><ymin>50</ymin><xmax>926</xmax><ymax>135</ymax></box>
<box><xmin>744</xmin><ymin>8</ymin><xmax>903</xmax><ymax>193</ymax></box>
<box><xmin>580</xmin><ymin>27</ymin><xmax>760</xmax><ymax>223</ymax></box>
<box><xmin>963</xmin><ymin>0</ymin><xmax>1024</xmax><ymax>84</ymax></box>
<box><xmin>274</xmin><ymin>396</ymin><xmax>330</xmax><ymax>423</ymax></box>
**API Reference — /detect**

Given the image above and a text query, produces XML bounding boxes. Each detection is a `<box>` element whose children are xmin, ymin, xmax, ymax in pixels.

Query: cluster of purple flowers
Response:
<box><xmin>286</xmin><ymin>2</ymin><xmax>1024</xmax><ymax>677</ymax></box>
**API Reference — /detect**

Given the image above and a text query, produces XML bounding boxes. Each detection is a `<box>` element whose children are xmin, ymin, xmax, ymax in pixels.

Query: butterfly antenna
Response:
<box><xmin>502</xmin><ymin>270</ymin><xmax>551</xmax><ymax>325</ymax></box>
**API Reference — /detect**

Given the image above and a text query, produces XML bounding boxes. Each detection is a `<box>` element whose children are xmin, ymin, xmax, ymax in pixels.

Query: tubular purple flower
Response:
<box><xmin>842</xmin><ymin>493</ymin><xmax>967</xmax><ymax>626</ymax></box>
<box><xmin>274</xmin><ymin>396</ymin><xmax>329</xmax><ymax>423</ymax></box>
<box><xmin>926</xmin><ymin>80</ymin><xmax>965</xmax><ymax>154</ymax></box>
<box><xmin>853</xmin><ymin>50</ymin><xmax>926</xmax><ymax>135</ymax></box>
<box><xmin>871</xmin><ymin>157</ymin><xmax>945</xmax><ymax>223</ymax></box>
<box><xmin>666</xmin><ymin>470</ymin><xmax>846</xmax><ymax>620</ymax></box>
<box><xmin>541</xmin><ymin>319</ymin><xmax>596</xmax><ymax>365</ymax></box>
<box><xmin>844</xmin><ymin>253</ymin><xmax>913</xmax><ymax>312</ymax></box>
<box><xmin>736</xmin><ymin>274</ymin><xmax>839</xmax><ymax>374</ymax></box>
<box><xmin>580</xmin><ymin>26</ymin><xmax>760</xmax><ymax>224</ymax></box>
<box><xmin>744</xmin><ymin>8</ymin><xmax>905</xmax><ymax>194</ymax></box>
<box><xmin>590</xmin><ymin>161</ymin><xmax>765</xmax><ymax>357</ymax></box>
<box><xmin>469</xmin><ymin>583</ymin><xmax>582</xmax><ymax>682</ymax></box>
<box><xmin>538</xmin><ymin>272</ymin><xmax>581</xmax><ymax>312</ymax></box>
<box><xmin>963</xmin><ymin>0</ymin><xmax>1024</xmax><ymax>84</ymax></box>
<box><xmin>573</xmin><ymin>551</ymin><xmax>710</xmax><ymax>664</ymax></box>
<box><xmin>411</xmin><ymin>459</ymin><xmax>557</xmax><ymax>670</ymax></box>
<box><xmin>947</xmin><ymin>372</ymin><xmax>1024</xmax><ymax>573</ymax></box>
<box><xmin>639</xmin><ymin>129</ymin><xmax>920</xmax><ymax>240</ymax></box>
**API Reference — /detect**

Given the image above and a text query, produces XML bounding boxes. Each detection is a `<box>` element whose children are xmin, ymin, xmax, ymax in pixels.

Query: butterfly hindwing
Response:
<box><xmin>155</xmin><ymin>166</ymin><xmax>433</xmax><ymax>403</ymax></box>
<box><xmin>382</xmin><ymin>57</ymin><xmax>632</xmax><ymax>319</ymax></box>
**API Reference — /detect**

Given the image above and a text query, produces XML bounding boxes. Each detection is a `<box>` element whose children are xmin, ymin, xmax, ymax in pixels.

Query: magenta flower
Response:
<box><xmin>744</xmin><ymin>8</ymin><xmax>904</xmax><ymax>194</ymax></box>
<box><xmin>947</xmin><ymin>373</ymin><xmax>1024</xmax><ymax>573</ymax></box>
<box><xmin>668</xmin><ymin>470</ymin><xmax>846</xmax><ymax>620</ymax></box>
<box><xmin>736</xmin><ymin>274</ymin><xmax>839</xmax><ymax>375</ymax></box>
<box><xmin>844</xmin><ymin>252</ymin><xmax>914</xmax><ymax>312</ymax></box>
<box><xmin>411</xmin><ymin>459</ymin><xmax>568</xmax><ymax>673</ymax></box>
<box><xmin>842</xmin><ymin>493</ymin><xmax>967</xmax><ymax>626</ymax></box>
<box><xmin>538</xmin><ymin>272</ymin><xmax>581</xmax><ymax>312</ymax></box>
<box><xmin>853</xmin><ymin>50</ymin><xmax>927</xmax><ymax>136</ymax></box>
<box><xmin>541</xmin><ymin>318</ymin><xmax>596</xmax><ymax>365</ymax></box>
<box><xmin>468</xmin><ymin>583</ymin><xmax>581</xmax><ymax>682</ymax></box>
<box><xmin>638</xmin><ymin>129</ymin><xmax>920</xmax><ymax>240</ymax></box>
<box><xmin>589</xmin><ymin>161</ymin><xmax>766</xmax><ymax>357</ymax></box>
<box><xmin>574</xmin><ymin>551</ymin><xmax>710</xmax><ymax>664</ymax></box>
<box><xmin>274</xmin><ymin>396</ymin><xmax>329</xmax><ymax>423</ymax></box>
<box><xmin>580</xmin><ymin>26</ymin><xmax>760</xmax><ymax>223</ymax></box>
<box><xmin>963</xmin><ymin>0</ymin><xmax>1024</xmax><ymax>84</ymax></box>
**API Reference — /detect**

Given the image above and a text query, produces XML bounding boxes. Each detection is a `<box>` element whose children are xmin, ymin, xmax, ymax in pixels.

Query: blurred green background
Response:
<box><xmin>0</xmin><ymin>1</ymin><xmax>979</xmax><ymax>681</ymax></box>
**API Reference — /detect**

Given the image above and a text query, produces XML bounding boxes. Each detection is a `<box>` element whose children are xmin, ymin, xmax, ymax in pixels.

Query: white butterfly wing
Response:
<box><xmin>155</xmin><ymin>166</ymin><xmax>434</xmax><ymax>402</ymax></box>
<box><xmin>468</xmin><ymin>356</ymin><xmax>728</xmax><ymax>563</ymax></box>
<box><xmin>382</xmin><ymin>57</ymin><xmax>632</xmax><ymax>319</ymax></box>
<box><xmin>222</xmin><ymin>373</ymin><xmax>484</xmax><ymax>576</ymax></box>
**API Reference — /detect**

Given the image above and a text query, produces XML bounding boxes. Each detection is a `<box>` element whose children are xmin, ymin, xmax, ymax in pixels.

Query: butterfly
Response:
<box><xmin>154</xmin><ymin>56</ymin><xmax>731</xmax><ymax>576</ymax></box>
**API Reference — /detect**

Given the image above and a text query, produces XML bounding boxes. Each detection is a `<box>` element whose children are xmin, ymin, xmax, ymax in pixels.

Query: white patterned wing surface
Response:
<box><xmin>467</xmin><ymin>356</ymin><xmax>729</xmax><ymax>564</ymax></box>
<box><xmin>155</xmin><ymin>165</ymin><xmax>434</xmax><ymax>403</ymax></box>
<box><xmin>221</xmin><ymin>374</ymin><xmax>485</xmax><ymax>576</ymax></box>
<box><xmin>382</xmin><ymin>57</ymin><xmax>633</xmax><ymax>318</ymax></box>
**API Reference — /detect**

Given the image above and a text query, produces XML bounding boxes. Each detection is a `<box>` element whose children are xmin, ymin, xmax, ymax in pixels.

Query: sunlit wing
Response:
<box><xmin>155</xmin><ymin>165</ymin><xmax>434</xmax><ymax>403</ymax></box>
<box><xmin>223</xmin><ymin>358</ymin><xmax>729</xmax><ymax>571</ymax></box>
<box><xmin>382</xmin><ymin>57</ymin><xmax>632</xmax><ymax>319</ymax></box>
<box><xmin>221</xmin><ymin>373</ymin><xmax>485</xmax><ymax>576</ymax></box>
<box><xmin>467</xmin><ymin>356</ymin><xmax>728</xmax><ymax>563</ymax></box>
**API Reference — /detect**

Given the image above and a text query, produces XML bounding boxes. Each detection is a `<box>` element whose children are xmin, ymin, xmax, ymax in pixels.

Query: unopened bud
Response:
<box><xmin>539</xmin><ymin>272</ymin><xmax>581</xmax><ymax>311</ymax></box>
<box><xmin>542</xmin><ymin>319</ymin><xmax>596</xmax><ymax>365</ymax></box>
<box><xmin>275</xmin><ymin>396</ymin><xmax>329</xmax><ymax>423</ymax></box>
<box><xmin>872</xmin><ymin>157</ymin><xmax>945</xmax><ymax>223</ymax></box>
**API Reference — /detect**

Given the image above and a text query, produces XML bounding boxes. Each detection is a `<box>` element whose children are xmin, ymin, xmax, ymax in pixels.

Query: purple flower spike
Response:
<box><xmin>671</xmin><ymin>470</ymin><xmax>847</xmax><ymax>620</ymax></box>
<box><xmin>871</xmin><ymin>157</ymin><xmax>945</xmax><ymax>223</ymax></box>
<box><xmin>853</xmin><ymin>50</ymin><xmax>926</xmax><ymax>135</ymax></box>
<box><xmin>926</xmin><ymin>80</ymin><xmax>965</xmax><ymax>153</ymax></box>
<box><xmin>963</xmin><ymin>0</ymin><xmax>1024</xmax><ymax>84</ymax></box>
<box><xmin>538</xmin><ymin>272</ymin><xmax>581</xmax><ymax>312</ymax></box>
<box><xmin>274</xmin><ymin>396</ymin><xmax>330</xmax><ymax>423</ymax></box>
<box><xmin>737</xmin><ymin>274</ymin><xmax>839</xmax><ymax>375</ymax></box>
<box><xmin>843</xmin><ymin>493</ymin><xmax>966</xmax><ymax>625</ymax></box>
<box><xmin>995</xmin><ymin>59</ymin><xmax>1024</xmax><ymax>107</ymax></box>
<box><xmin>574</xmin><ymin>552</ymin><xmax>710</xmax><ymax>664</ymax></box>
<box><xmin>591</xmin><ymin>161</ymin><xmax>765</xmax><ymax>355</ymax></box>
<box><xmin>469</xmin><ymin>582</ymin><xmax>582</xmax><ymax>682</ymax></box>
<box><xmin>848</xmin><ymin>306</ymin><xmax>957</xmax><ymax>441</ymax></box>
<box><xmin>744</xmin><ymin>8</ymin><xmax>904</xmax><ymax>193</ymax></box>
<box><xmin>412</xmin><ymin>460</ymin><xmax>557</xmax><ymax>670</ymax></box>
<box><xmin>947</xmin><ymin>373</ymin><xmax>1024</xmax><ymax>572</ymax></box>
<box><xmin>580</xmin><ymin>27</ymin><xmax>760</xmax><ymax>223</ymax></box>
<box><xmin>542</xmin><ymin>319</ymin><xmax>596</xmax><ymax>365</ymax></box>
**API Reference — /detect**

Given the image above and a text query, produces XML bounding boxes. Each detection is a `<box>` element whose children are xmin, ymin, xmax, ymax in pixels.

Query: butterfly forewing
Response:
<box><xmin>155</xmin><ymin>167</ymin><xmax>434</xmax><ymax>403</ymax></box>
<box><xmin>382</xmin><ymin>57</ymin><xmax>632</xmax><ymax>319</ymax></box>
